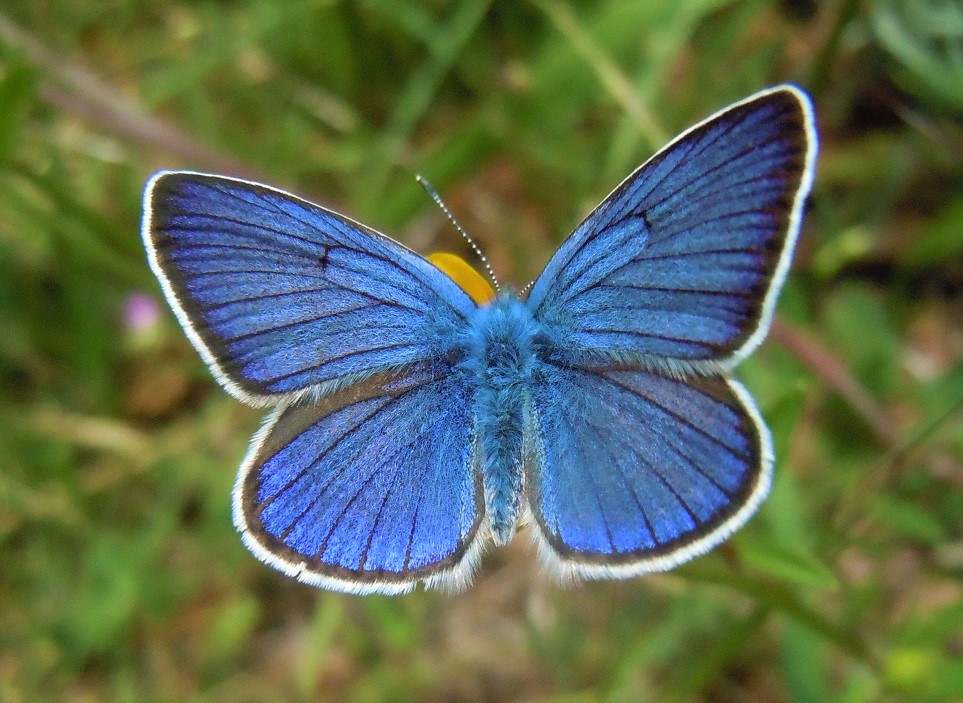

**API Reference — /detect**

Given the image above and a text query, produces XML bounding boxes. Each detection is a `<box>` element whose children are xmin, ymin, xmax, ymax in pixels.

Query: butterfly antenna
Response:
<box><xmin>416</xmin><ymin>175</ymin><xmax>500</xmax><ymax>293</ymax></box>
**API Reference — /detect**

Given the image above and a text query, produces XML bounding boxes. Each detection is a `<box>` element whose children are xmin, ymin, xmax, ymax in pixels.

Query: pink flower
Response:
<box><xmin>123</xmin><ymin>292</ymin><xmax>161</xmax><ymax>332</ymax></box>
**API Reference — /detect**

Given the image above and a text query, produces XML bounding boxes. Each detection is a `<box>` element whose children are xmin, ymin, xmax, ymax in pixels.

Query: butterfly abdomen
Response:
<box><xmin>458</xmin><ymin>294</ymin><xmax>539</xmax><ymax>546</ymax></box>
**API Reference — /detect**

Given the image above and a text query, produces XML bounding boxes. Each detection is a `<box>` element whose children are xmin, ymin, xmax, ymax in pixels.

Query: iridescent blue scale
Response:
<box><xmin>143</xmin><ymin>85</ymin><xmax>817</xmax><ymax>594</ymax></box>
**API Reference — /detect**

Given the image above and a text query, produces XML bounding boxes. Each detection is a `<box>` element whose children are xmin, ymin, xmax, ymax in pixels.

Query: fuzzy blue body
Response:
<box><xmin>453</xmin><ymin>294</ymin><xmax>540</xmax><ymax>545</ymax></box>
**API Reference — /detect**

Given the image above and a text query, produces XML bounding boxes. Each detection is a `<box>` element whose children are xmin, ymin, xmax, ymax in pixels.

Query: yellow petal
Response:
<box><xmin>427</xmin><ymin>252</ymin><xmax>496</xmax><ymax>305</ymax></box>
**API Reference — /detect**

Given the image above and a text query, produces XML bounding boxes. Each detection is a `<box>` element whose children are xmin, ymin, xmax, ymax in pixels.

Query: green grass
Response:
<box><xmin>1</xmin><ymin>1</ymin><xmax>961</xmax><ymax>701</ymax></box>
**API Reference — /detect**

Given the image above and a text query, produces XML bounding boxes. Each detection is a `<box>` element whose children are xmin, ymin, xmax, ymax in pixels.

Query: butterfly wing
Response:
<box><xmin>143</xmin><ymin>171</ymin><xmax>476</xmax><ymax>405</ymax></box>
<box><xmin>526</xmin><ymin>362</ymin><xmax>771</xmax><ymax>578</ymax></box>
<box><xmin>523</xmin><ymin>86</ymin><xmax>815</xmax><ymax>576</ymax></box>
<box><xmin>234</xmin><ymin>363</ymin><xmax>485</xmax><ymax>594</ymax></box>
<box><xmin>527</xmin><ymin>85</ymin><xmax>817</xmax><ymax>373</ymax></box>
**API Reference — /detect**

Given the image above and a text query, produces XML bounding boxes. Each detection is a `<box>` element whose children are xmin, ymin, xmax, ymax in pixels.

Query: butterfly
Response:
<box><xmin>142</xmin><ymin>85</ymin><xmax>817</xmax><ymax>595</ymax></box>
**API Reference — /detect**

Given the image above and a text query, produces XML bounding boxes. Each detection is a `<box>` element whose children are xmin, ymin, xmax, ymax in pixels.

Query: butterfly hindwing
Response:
<box><xmin>528</xmin><ymin>85</ymin><xmax>816</xmax><ymax>373</ymax></box>
<box><xmin>234</xmin><ymin>364</ymin><xmax>485</xmax><ymax>594</ymax></box>
<box><xmin>526</xmin><ymin>362</ymin><xmax>771</xmax><ymax>578</ymax></box>
<box><xmin>143</xmin><ymin>171</ymin><xmax>476</xmax><ymax>405</ymax></box>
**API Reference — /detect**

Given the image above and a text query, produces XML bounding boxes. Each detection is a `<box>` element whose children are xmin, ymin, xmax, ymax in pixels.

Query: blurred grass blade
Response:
<box><xmin>532</xmin><ymin>0</ymin><xmax>668</xmax><ymax>148</ymax></box>
<box><xmin>296</xmin><ymin>596</ymin><xmax>345</xmax><ymax>697</ymax></box>
<box><xmin>738</xmin><ymin>536</ymin><xmax>839</xmax><ymax>590</ymax></box>
<box><xmin>360</xmin><ymin>0</ymin><xmax>493</xmax><ymax>202</ymax></box>
<box><xmin>655</xmin><ymin>609</ymin><xmax>766</xmax><ymax>703</ymax></box>
<box><xmin>0</xmin><ymin>11</ymin><xmax>257</xmax><ymax>177</ymax></box>
<box><xmin>0</xmin><ymin>54</ymin><xmax>37</xmax><ymax>163</ymax></box>
<box><xmin>907</xmin><ymin>196</ymin><xmax>963</xmax><ymax>266</ymax></box>
<box><xmin>781</xmin><ymin>619</ymin><xmax>830</xmax><ymax>703</ymax></box>
<box><xmin>871</xmin><ymin>0</ymin><xmax>963</xmax><ymax>110</ymax></box>
<box><xmin>679</xmin><ymin>563</ymin><xmax>870</xmax><ymax>663</ymax></box>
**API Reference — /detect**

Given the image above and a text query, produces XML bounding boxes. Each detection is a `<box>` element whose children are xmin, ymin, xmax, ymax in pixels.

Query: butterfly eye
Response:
<box><xmin>428</xmin><ymin>252</ymin><xmax>496</xmax><ymax>305</ymax></box>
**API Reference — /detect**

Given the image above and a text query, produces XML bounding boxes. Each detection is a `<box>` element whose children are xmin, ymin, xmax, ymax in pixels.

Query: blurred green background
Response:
<box><xmin>1</xmin><ymin>1</ymin><xmax>961</xmax><ymax>701</ymax></box>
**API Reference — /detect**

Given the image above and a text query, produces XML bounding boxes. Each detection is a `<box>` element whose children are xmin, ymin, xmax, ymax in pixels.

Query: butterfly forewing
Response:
<box><xmin>528</xmin><ymin>85</ymin><xmax>816</xmax><ymax>373</ymax></box>
<box><xmin>234</xmin><ymin>365</ymin><xmax>485</xmax><ymax>594</ymax></box>
<box><xmin>143</xmin><ymin>172</ymin><xmax>477</xmax><ymax>405</ymax></box>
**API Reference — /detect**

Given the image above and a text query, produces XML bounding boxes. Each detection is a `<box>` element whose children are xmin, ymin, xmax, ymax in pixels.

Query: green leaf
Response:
<box><xmin>884</xmin><ymin>647</ymin><xmax>936</xmax><ymax>695</ymax></box>
<box><xmin>823</xmin><ymin>284</ymin><xmax>900</xmax><ymax>397</ymax></box>
<box><xmin>830</xmin><ymin>667</ymin><xmax>879</xmax><ymax>703</ymax></box>
<box><xmin>871</xmin><ymin>0</ymin><xmax>963</xmax><ymax>110</ymax></box>
<box><xmin>871</xmin><ymin>496</ymin><xmax>948</xmax><ymax>545</ymax></box>
<box><xmin>655</xmin><ymin>610</ymin><xmax>766</xmax><ymax>703</ymax></box>
<box><xmin>0</xmin><ymin>57</ymin><xmax>37</xmax><ymax>163</ymax></box>
<box><xmin>362</xmin><ymin>596</ymin><xmax>421</xmax><ymax>651</ymax></box>
<box><xmin>907</xmin><ymin>197</ymin><xmax>963</xmax><ymax>266</ymax></box>
<box><xmin>811</xmin><ymin>225</ymin><xmax>874</xmax><ymax>279</ymax></box>
<box><xmin>931</xmin><ymin>658</ymin><xmax>963</xmax><ymax>700</ymax></box>
<box><xmin>295</xmin><ymin>596</ymin><xmax>345</xmax><ymax>697</ymax></box>
<box><xmin>897</xmin><ymin>600</ymin><xmax>963</xmax><ymax>647</ymax></box>
<box><xmin>738</xmin><ymin>536</ymin><xmax>839</xmax><ymax>590</ymax></box>
<box><xmin>207</xmin><ymin>595</ymin><xmax>260</xmax><ymax>662</ymax></box>
<box><xmin>781</xmin><ymin>619</ymin><xmax>829</xmax><ymax>703</ymax></box>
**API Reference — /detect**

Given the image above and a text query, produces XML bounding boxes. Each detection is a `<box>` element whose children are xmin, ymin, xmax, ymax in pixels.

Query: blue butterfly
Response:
<box><xmin>142</xmin><ymin>85</ymin><xmax>817</xmax><ymax>594</ymax></box>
